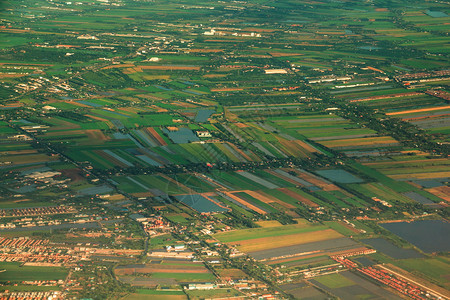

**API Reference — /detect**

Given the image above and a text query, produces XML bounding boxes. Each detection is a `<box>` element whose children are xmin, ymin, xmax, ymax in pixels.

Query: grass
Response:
<box><xmin>314</xmin><ymin>273</ymin><xmax>355</xmax><ymax>289</ymax></box>
<box><xmin>0</xmin><ymin>285</ymin><xmax>62</xmax><ymax>292</ymax></box>
<box><xmin>394</xmin><ymin>257</ymin><xmax>450</xmax><ymax>289</ymax></box>
<box><xmin>210</xmin><ymin>171</ymin><xmax>263</xmax><ymax>190</ymax></box>
<box><xmin>151</xmin><ymin>272</ymin><xmax>215</xmax><ymax>282</ymax></box>
<box><xmin>0</xmin><ymin>262</ymin><xmax>68</xmax><ymax>282</ymax></box>
<box><xmin>216</xmin><ymin>268</ymin><xmax>247</xmax><ymax>279</ymax></box>
<box><xmin>262</xmin><ymin>189</ymin><xmax>303</xmax><ymax>208</ymax></box>
<box><xmin>269</xmin><ymin>255</ymin><xmax>332</xmax><ymax>268</ymax></box>
<box><xmin>234</xmin><ymin>192</ymin><xmax>278</xmax><ymax>213</ymax></box>
<box><xmin>255</xmin><ymin>220</ymin><xmax>283</xmax><ymax>228</ymax></box>
<box><xmin>168</xmin><ymin>174</ymin><xmax>216</xmax><ymax>193</ymax></box>
<box><xmin>137</xmin><ymin>289</ymin><xmax>185</xmax><ymax>295</ymax></box>
<box><xmin>349</xmin><ymin>183</ymin><xmax>413</xmax><ymax>203</ymax></box>
<box><xmin>213</xmin><ymin>222</ymin><xmax>322</xmax><ymax>243</ymax></box>
<box><xmin>325</xmin><ymin>221</ymin><xmax>359</xmax><ymax>236</ymax></box>
<box><xmin>125</xmin><ymin>294</ymin><xmax>186</xmax><ymax>300</ymax></box>
<box><xmin>0</xmin><ymin>200</ymin><xmax>54</xmax><ymax>209</ymax></box>
<box><xmin>185</xmin><ymin>288</ymin><xmax>244</xmax><ymax>299</ymax></box>
<box><xmin>236</xmin><ymin>229</ymin><xmax>342</xmax><ymax>253</ymax></box>
<box><xmin>165</xmin><ymin>214</ymin><xmax>189</xmax><ymax>224</ymax></box>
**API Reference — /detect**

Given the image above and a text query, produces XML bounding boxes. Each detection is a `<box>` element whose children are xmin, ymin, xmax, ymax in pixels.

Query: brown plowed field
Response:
<box><xmin>145</xmin><ymin>127</ymin><xmax>167</xmax><ymax>146</ymax></box>
<box><xmin>86</xmin><ymin>129</ymin><xmax>109</xmax><ymax>141</ymax></box>
<box><xmin>139</xmin><ymin>65</ymin><xmax>200</xmax><ymax>70</ymax></box>
<box><xmin>426</xmin><ymin>186</ymin><xmax>450</xmax><ymax>202</ymax></box>
<box><xmin>211</xmin><ymin>88</ymin><xmax>244</xmax><ymax>91</ymax></box>
<box><xmin>230</xmin><ymin>229</ymin><xmax>342</xmax><ymax>253</ymax></box>
<box><xmin>386</xmin><ymin>105</ymin><xmax>450</xmax><ymax>116</ymax></box>
<box><xmin>245</xmin><ymin>190</ymin><xmax>296</xmax><ymax>209</ymax></box>
<box><xmin>115</xmin><ymin>264</ymin><xmax>209</xmax><ymax>276</ymax></box>
<box><xmin>224</xmin><ymin>191</ymin><xmax>267</xmax><ymax>214</ymax></box>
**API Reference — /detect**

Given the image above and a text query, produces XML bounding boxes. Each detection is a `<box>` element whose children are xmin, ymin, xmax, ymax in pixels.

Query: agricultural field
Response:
<box><xmin>0</xmin><ymin>262</ymin><xmax>68</xmax><ymax>283</ymax></box>
<box><xmin>124</xmin><ymin>289</ymin><xmax>187</xmax><ymax>300</ymax></box>
<box><xmin>213</xmin><ymin>220</ymin><xmax>366</xmax><ymax>266</ymax></box>
<box><xmin>115</xmin><ymin>261</ymin><xmax>215</xmax><ymax>288</ymax></box>
<box><xmin>393</xmin><ymin>257</ymin><xmax>450</xmax><ymax>290</ymax></box>
<box><xmin>0</xmin><ymin>0</ymin><xmax>449</xmax><ymax>298</ymax></box>
<box><xmin>311</xmin><ymin>271</ymin><xmax>403</xmax><ymax>300</ymax></box>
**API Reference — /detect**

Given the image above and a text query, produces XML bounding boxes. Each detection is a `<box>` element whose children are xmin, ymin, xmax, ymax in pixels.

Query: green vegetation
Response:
<box><xmin>394</xmin><ymin>258</ymin><xmax>450</xmax><ymax>289</ymax></box>
<box><xmin>0</xmin><ymin>0</ymin><xmax>448</xmax><ymax>298</ymax></box>
<box><xmin>214</xmin><ymin>222</ymin><xmax>324</xmax><ymax>243</ymax></box>
<box><xmin>313</xmin><ymin>273</ymin><xmax>355</xmax><ymax>289</ymax></box>
<box><xmin>0</xmin><ymin>262</ymin><xmax>68</xmax><ymax>282</ymax></box>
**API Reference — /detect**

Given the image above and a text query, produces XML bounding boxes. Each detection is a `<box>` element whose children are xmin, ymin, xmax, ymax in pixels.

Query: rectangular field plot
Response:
<box><xmin>213</xmin><ymin>221</ymin><xmax>345</xmax><ymax>255</ymax></box>
<box><xmin>315</xmin><ymin>169</ymin><xmax>363</xmax><ymax>184</ymax></box>
<box><xmin>185</xmin><ymin>289</ymin><xmax>244</xmax><ymax>300</ymax></box>
<box><xmin>0</xmin><ymin>262</ymin><xmax>68</xmax><ymax>282</ymax></box>
<box><xmin>175</xmin><ymin>194</ymin><xmax>229</xmax><ymax>214</ymax></box>
<box><xmin>126</xmin><ymin>290</ymin><xmax>187</xmax><ymax>300</ymax></box>
<box><xmin>281</xmin><ymin>284</ymin><xmax>328</xmax><ymax>300</ymax></box>
<box><xmin>311</xmin><ymin>271</ymin><xmax>403</xmax><ymax>300</ymax></box>
<box><xmin>393</xmin><ymin>258</ymin><xmax>450</xmax><ymax>290</ymax></box>
<box><xmin>361</xmin><ymin>238</ymin><xmax>424</xmax><ymax>260</ymax></box>
<box><xmin>252</xmin><ymin>237</ymin><xmax>361</xmax><ymax>262</ymax></box>
<box><xmin>380</xmin><ymin>220</ymin><xmax>450</xmax><ymax>253</ymax></box>
<box><xmin>115</xmin><ymin>262</ymin><xmax>215</xmax><ymax>288</ymax></box>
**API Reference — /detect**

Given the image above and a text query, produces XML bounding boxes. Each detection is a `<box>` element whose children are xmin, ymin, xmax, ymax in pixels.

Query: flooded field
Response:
<box><xmin>381</xmin><ymin>220</ymin><xmax>450</xmax><ymax>253</ymax></box>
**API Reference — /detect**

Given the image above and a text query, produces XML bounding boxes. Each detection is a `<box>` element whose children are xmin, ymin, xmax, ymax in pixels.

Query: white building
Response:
<box><xmin>264</xmin><ymin>69</ymin><xmax>288</xmax><ymax>74</ymax></box>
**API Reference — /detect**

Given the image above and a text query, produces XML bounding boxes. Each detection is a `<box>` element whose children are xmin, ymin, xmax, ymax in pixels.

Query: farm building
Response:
<box><xmin>265</xmin><ymin>69</ymin><xmax>288</xmax><ymax>74</ymax></box>
<box><xmin>187</xmin><ymin>283</ymin><xmax>216</xmax><ymax>290</ymax></box>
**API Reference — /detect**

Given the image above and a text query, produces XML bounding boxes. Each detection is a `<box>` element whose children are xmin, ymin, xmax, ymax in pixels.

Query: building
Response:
<box><xmin>187</xmin><ymin>283</ymin><xmax>216</xmax><ymax>290</ymax></box>
<box><xmin>77</xmin><ymin>34</ymin><xmax>98</xmax><ymax>40</ymax></box>
<box><xmin>196</xmin><ymin>131</ymin><xmax>212</xmax><ymax>138</ymax></box>
<box><xmin>203</xmin><ymin>29</ymin><xmax>216</xmax><ymax>36</ymax></box>
<box><xmin>264</xmin><ymin>69</ymin><xmax>287</xmax><ymax>74</ymax></box>
<box><xmin>25</xmin><ymin>171</ymin><xmax>61</xmax><ymax>180</ymax></box>
<box><xmin>166</xmin><ymin>244</ymin><xmax>186</xmax><ymax>251</ymax></box>
<box><xmin>129</xmin><ymin>214</ymin><xmax>148</xmax><ymax>223</ymax></box>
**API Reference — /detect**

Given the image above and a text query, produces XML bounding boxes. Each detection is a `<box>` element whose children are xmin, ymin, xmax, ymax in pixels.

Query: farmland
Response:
<box><xmin>0</xmin><ymin>0</ymin><xmax>449</xmax><ymax>299</ymax></box>
<box><xmin>213</xmin><ymin>221</ymin><xmax>369</xmax><ymax>265</ymax></box>
<box><xmin>0</xmin><ymin>262</ymin><xmax>68</xmax><ymax>283</ymax></box>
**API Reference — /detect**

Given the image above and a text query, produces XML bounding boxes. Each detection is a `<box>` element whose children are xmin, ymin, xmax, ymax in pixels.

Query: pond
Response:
<box><xmin>380</xmin><ymin>220</ymin><xmax>450</xmax><ymax>253</ymax></box>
